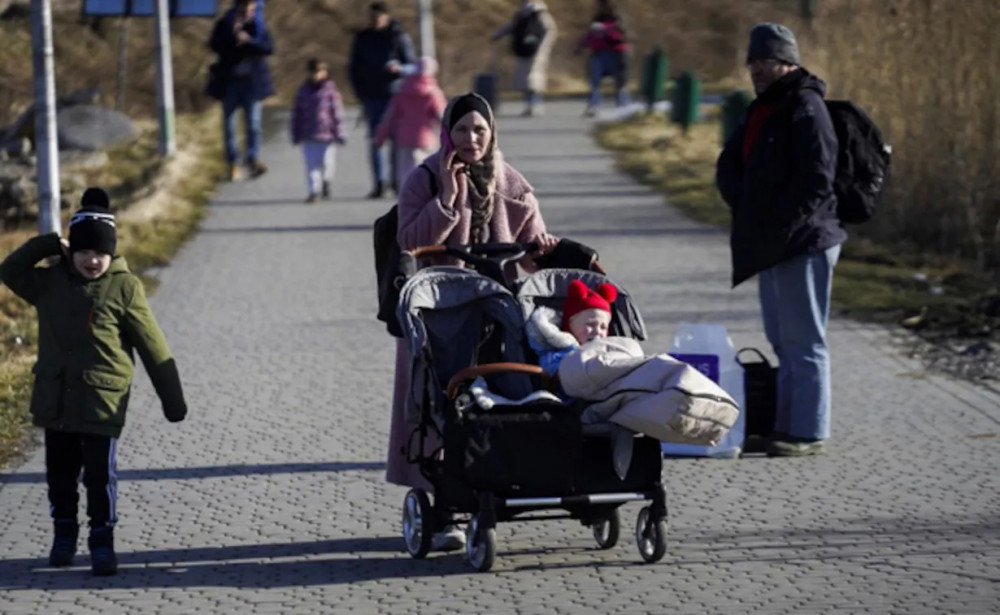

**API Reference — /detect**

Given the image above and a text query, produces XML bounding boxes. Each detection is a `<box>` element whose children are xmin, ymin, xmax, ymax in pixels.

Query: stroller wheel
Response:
<box><xmin>593</xmin><ymin>508</ymin><xmax>621</xmax><ymax>550</ymax></box>
<box><xmin>634</xmin><ymin>506</ymin><xmax>667</xmax><ymax>563</ymax></box>
<box><xmin>402</xmin><ymin>489</ymin><xmax>433</xmax><ymax>559</ymax></box>
<box><xmin>465</xmin><ymin>515</ymin><xmax>497</xmax><ymax>572</ymax></box>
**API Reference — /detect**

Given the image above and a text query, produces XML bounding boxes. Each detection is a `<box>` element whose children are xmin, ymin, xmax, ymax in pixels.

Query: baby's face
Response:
<box><xmin>569</xmin><ymin>308</ymin><xmax>611</xmax><ymax>344</ymax></box>
<box><xmin>72</xmin><ymin>250</ymin><xmax>112</xmax><ymax>279</ymax></box>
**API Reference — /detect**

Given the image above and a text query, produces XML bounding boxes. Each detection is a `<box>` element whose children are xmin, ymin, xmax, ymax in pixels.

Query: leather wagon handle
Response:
<box><xmin>446</xmin><ymin>363</ymin><xmax>547</xmax><ymax>399</ymax></box>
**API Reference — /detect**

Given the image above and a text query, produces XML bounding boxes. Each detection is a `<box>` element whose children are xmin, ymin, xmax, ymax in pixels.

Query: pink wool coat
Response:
<box><xmin>374</xmin><ymin>74</ymin><xmax>447</xmax><ymax>150</ymax></box>
<box><xmin>386</xmin><ymin>149</ymin><xmax>549</xmax><ymax>489</ymax></box>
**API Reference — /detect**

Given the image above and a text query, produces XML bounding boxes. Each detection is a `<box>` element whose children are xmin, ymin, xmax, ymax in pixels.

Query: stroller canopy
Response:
<box><xmin>517</xmin><ymin>268</ymin><xmax>647</xmax><ymax>341</ymax></box>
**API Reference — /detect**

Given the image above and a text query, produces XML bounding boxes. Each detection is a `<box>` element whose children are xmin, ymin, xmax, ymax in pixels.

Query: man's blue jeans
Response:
<box><xmin>362</xmin><ymin>98</ymin><xmax>391</xmax><ymax>185</ymax></box>
<box><xmin>588</xmin><ymin>50</ymin><xmax>629</xmax><ymax>109</ymax></box>
<box><xmin>758</xmin><ymin>245</ymin><xmax>841</xmax><ymax>441</ymax></box>
<box><xmin>222</xmin><ymin>80</ymin><xmax>262</xmax><ymax>165</ymax></box>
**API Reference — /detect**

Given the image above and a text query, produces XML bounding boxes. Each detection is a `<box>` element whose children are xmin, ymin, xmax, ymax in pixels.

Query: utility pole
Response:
<box><xmin>115</xmin><ymin>17</ymin><xmax>130</xmax><ymax>111</ymax></box>
<box><xmin>153</xmin><ymin>0</ymin><xmax>176</xmax><ymax>156</ymax></box>
<box><xmin>31</xmin><ymin>0</ymin><xmax>61</xmax><ymax>235</ymax></box>
<box><xmin>416</xmin><ymin>0</ymin><xmax>435</xmax><ymax>59</ymax></box>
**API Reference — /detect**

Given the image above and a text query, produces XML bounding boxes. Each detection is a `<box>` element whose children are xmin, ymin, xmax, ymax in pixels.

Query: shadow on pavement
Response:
<box><xmin>0</xmin><ymin>537</ymin><xmax>470</xmax><ymax>590</ymax></box>
<box><xmin>209</xmin><ymin>196</ymin><xmax>362</xmax><ymax>206</ymax></box>
<box><xmin>0</xmin><ymin>461</ymin><xmax>385</xmax><ymax>485</ymax></box>
<box><xmin>2</xmin><ymin>515</ymin><xmax>997</xmax><ymax>589</ymax></box>
<box><xmin>200</xmin><ymin>224</ymin><xmax>372</xmax><ymax>235</ymax></box>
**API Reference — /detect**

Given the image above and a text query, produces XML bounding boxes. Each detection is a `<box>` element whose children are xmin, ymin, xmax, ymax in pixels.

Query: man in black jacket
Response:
<box><xmin>348</xmin><ymin>2</ymin><xmax>417</xmax><ymax>199</ymax></box>
<box><xmin>716</xmin><ymin>23</ymin><xmax>846</xmax><ymax>457</ymax></box>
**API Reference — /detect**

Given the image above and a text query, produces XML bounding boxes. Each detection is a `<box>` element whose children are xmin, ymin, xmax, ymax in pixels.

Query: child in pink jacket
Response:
<box><xmin>374</xmin><ymin>57</ymin><xmax>447</xmax><ymax>192</ymax></box>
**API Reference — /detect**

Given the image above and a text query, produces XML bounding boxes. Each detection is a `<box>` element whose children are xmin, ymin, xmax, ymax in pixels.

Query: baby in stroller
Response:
<box><xmin>523</xmin><ymin>278</ymin><xmax>740</xmax><ymax>447</ymax></box>
<box><xmin>527</xmin><ymin>279</ymin><xmax>617</xmax><ymax>376</ymax></box>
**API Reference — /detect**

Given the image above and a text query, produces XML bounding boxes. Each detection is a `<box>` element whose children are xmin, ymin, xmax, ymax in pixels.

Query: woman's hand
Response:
<box><xmin>438</xmin><ymin>150</ymin><xmax>465</xmax><ymax>211</ymax></box>
<box><xmin>534</xmin><ymin>233</ymin><xmax>560</xmax><ymax>255</ymax></box>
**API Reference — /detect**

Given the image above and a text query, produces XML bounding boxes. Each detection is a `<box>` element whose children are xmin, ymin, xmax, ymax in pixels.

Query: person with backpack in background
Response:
<box><xmin>348</xmin><ymin>1</ymin><xmax>417</xmax><ymax>200</ymax></box>
<box><xmin>715</xmin><ymin>24</ymin><xmax>846</xmax><ymax>457</ymax></box>
<box><xmin>575</xmin><ymin>0</ymin><xmax>629</xmax><ymax>117</ymax></box>
<box><xmin>207</xmin><ymin>0</ymin><xmax>274</xmax><ymax>182</ymax></box>
<box><xmin>491</xmin><ymin>1</ymin><xmax>558</xmax><ymax>117</ymax></box>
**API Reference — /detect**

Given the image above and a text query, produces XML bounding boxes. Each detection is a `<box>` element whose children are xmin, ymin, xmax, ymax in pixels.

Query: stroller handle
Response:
<box><xmin>400</xmin><ymin>242</ymin><xmax>541</xmax><ymax>285</ymax></box>
<box><xmin>446</xmin><ymin>362</ymin><xmax>549</xmax><ymax>400</ymax></box>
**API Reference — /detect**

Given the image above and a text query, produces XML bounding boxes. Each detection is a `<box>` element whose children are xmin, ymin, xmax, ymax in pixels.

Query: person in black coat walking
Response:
<box><xmin>348</xmin><ymin>1</ymin><xmax>417</xmax><ymax>199</ymax></box>
<box><xmin>207</xmin><ymin>0</ymin><xmax>275</xmax><ymax>181</ymax></box>
<box><xmin>716</xmin><ymin>23</ymin><xmax>846</xmax><ymax>457</ymax></box>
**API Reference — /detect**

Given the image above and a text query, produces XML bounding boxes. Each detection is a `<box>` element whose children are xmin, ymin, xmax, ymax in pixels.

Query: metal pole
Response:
<box><xmin>417</xmin><ymin>0</ymin><xmax>435</xmax><ymax>59</ymax></box>
<box><xmin>31</xmin><ymin>0</ymin><xmax>61</xmax><ymax>236</ymax></box>
<box><xmin>115</xmin><ymin>17</ymin><xmax>130</xmax><ymax>111</ymax></box>
<box><xmin>153</xmin><ymin>0</ymin><xmax>176</xmax><ymax>156</ymax></box>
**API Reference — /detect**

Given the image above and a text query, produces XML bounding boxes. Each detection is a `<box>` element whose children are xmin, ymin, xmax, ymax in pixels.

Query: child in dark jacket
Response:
<box><xmin>0</xmin><ymin>188</ymin><xmax>187</xmax><ymax>576</ymax></box>
<box><xmin>290</xmin><ymin>58</ymin><xmax>346</xmax><ymax>203</ymax></box>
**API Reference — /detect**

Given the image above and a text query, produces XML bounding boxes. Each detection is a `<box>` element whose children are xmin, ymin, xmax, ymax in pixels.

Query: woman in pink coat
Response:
<box><xmin>374</xmin><ymin>57</ymin><xmax>448</xmax><ymax>194</ymax></box>
<box><xmin>388</xmin><ymin>92</ymin><xmax>559</xmax><ymax>551</ymax></box>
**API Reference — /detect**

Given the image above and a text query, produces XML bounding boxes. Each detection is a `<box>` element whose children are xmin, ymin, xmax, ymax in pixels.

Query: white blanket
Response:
<box><xmin>558</xmin><ymin>337</ymin><xmax>740</xmax><ymax>446</ymax></box>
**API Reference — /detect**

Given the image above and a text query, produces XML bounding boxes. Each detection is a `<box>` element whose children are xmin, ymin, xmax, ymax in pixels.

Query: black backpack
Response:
<box><xmin>511</xmin><ymin>10</ymin><xmax>546</xmax><ymax>57</ymax></box>
<box><xmin>825</xmin><ymin>100</ymin><xmax>891</xmax><ymax>224</ymax></box>
<box><xmin>374</xmin><ymin>164</ymin><xmax>437</xmax><ymax>338</ymax></box>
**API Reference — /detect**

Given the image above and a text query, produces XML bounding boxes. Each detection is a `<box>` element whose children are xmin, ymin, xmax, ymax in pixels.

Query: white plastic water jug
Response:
<box><xmin>662</xmin><ymin>322</ymin><xmax>746</xmax><ymax>458</ymax></box>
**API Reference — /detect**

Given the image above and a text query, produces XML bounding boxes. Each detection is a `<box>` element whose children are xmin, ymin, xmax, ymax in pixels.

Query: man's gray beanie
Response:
<box><xmin>746</xmin><ymin>23</ymin><xmax>800</xmax><ymax>65</ymax></box>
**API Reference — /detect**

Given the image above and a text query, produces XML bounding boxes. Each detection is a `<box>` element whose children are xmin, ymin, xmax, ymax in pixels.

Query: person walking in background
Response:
<box><xmin>715</xmin><ymin>24</ymin><xmax>846</xmax><ymax>457</ymax></box>
<box><xmin>491</xmin><ymin>1</ymin><xmax>558</xmax><ymax>117</ymax></box>
<box><xmin>348</xmin><ymin>1</ymin><xmax>417</xmax><ymax>200</ymax></box>
<box><xmin>575</xmin><ymin>0</ymin><xmax>630</xmax><ymax>117</ymax></box>
<box><xmin>374</xmin><ymin>57</ymin><xmax>447</xmax><ymax>193</ymax></box>
<box><xmin>291</xmin><ymin>59</ymin><xmax>346</xmax><ymax>204</ymax></box>
<box><xmin>207</xmin><ymin>0</ymin><xmax>275</xmax><ymax>182</ymax></box>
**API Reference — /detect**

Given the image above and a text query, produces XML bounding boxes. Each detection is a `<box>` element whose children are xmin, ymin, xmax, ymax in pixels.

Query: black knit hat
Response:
<box><xmin>69</xmin><ymin>188</ymin><xmax>117</xmax><ymax>256</ymax></box>
<box><xmin>746</xmin><ymin>23</ymin><xmax>800</xmax><ymax>66</ymax></box>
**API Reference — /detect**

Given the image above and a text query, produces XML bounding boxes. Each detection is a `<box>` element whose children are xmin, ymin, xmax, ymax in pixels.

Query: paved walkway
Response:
<box><xmin>1</xmin><ymin>101</ymin><xmax>998</xmax><ymax>614</ymax></box>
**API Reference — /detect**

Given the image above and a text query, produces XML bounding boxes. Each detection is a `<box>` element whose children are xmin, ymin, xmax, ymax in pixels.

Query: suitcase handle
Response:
<box><xmin>736</xmin><ymin>347</ymin><xmax>772</xmax><ymax>368</ymax></box>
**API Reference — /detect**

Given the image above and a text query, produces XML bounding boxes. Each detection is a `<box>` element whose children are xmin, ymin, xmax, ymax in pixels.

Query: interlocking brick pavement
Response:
<box><xmin>1</xmin><ymin>101</ymin><xmax>998</xmax><ymax>614</ymax></box>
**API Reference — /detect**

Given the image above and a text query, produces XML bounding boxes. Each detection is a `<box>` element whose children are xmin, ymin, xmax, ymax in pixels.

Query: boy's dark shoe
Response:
<box><xmin>767</xmin><ymin>437</ymin><xmax>826</xmax><ymax>457</ymax></box>
<box><xmin>248</xmin><ymin>159</ymin><xmax>268</xmax><ymax>179</ymax></box>
<box><xmin>88</xmin><ymin>527</ymin><xmax>118</xmax><ymax>576</ymax></box>
<box><xmin>48</xmin><ymin>519</ymin><xmax>79</xmax><ymax>567</ymax></box>
<box><xmin>366</xmin><ymin>182</ymin><xmax>385</xmax><ymax>200</ymax></box>
<box><xmin>321</xmin><ymin>180</ymin><xmax>330</xmax><ymax>198</ymax></box>
<box><xmin>304</xmin><ymin>194</ymin><xmax>318</xmax><ymax>204</ymax></box>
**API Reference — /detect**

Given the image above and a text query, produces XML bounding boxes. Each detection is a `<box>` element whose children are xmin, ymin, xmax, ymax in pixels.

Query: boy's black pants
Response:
<box><xmin>45</xmin><ymin>429</ymin><xmax>118</xmax><ymax>529</ymax></box>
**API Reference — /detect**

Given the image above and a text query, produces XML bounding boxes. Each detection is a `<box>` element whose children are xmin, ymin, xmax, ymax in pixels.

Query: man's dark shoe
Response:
<box><xmin>48</xmin><ymin>519</ymin><xmax>78</xmax><ymax>567</ymax></box>
<box><xmin>321</xmin><ymin>180</ymin><xmax>330</xmax><ymax>198</ymax></box>
<box><xmin>88</xmin><ymin>527</ymin><xmax>118</xmax><ymax>576</ymax></box>
<box><xmin>366</xmin><ymin>183</ymin><xmax>385</xmax><ymax>199</ymax></box>
<box><xmin>248</xmin><ymin>159</ymin><xmax>268</xmax><ymax>179</ymax></box>
<box><xmin>767</xmin><ymin>437</ymin><xmax>826</xmax><ymax>457</ymax></box>
<box><xmin>304</xmin><ymin>193</ymin><xmax>318</xmax><ymax>204</ymax></box>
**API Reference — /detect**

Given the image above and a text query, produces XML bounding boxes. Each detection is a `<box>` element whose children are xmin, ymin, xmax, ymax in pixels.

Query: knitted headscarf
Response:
<box><xmin>443</xmin><ymin>93</ymin><xmax>498</xmax><ymax>244</ymax></box>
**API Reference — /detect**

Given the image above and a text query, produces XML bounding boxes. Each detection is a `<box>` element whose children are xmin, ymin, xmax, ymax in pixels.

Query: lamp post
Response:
<box><xmin>31</xmin><ymin>0</ymin><xmax>61</xmax><ymax>235</ymax></box>
<box><xmin>154</xmin><ymin>0</ymin><xmax>176</xmax><ymax>156</ymax></box>
<box><xmin>416</xmin><ymin>0</ymin><xmax>435</xmax><ymax>59</ymax></box>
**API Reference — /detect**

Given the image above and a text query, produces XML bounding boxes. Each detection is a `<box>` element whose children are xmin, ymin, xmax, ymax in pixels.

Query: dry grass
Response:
<box><xmin>594</xmin><ymin>106</ymin><xmax>730</xmax><ymax>227</ymax></box>
<box><xmin>0</xmin><ymin>0</ymin><xmax>799</xmax><ymax>124</ymax></box>
<box><xmin>0</xmin><ymin>113</ymin><xmax>223</xmax><ymax>468</ymax></box>
<box><xmin>800</xmin><ymin>1</ymin><xmax>1000</xmax><ymax>278</ymax></box>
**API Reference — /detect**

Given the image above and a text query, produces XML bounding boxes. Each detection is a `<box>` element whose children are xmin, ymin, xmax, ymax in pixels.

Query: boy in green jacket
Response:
<box><xmin>0</xmin><ymin>188</ymin><xmax>187</xmax><ymax>576</ymax></box>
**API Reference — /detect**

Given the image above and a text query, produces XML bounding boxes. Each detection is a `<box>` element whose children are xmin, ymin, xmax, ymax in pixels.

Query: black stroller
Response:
<box><xmin>394</xmin><ymin>241</ymin><xmax>667</xmax><ymax>572</ymax></box>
